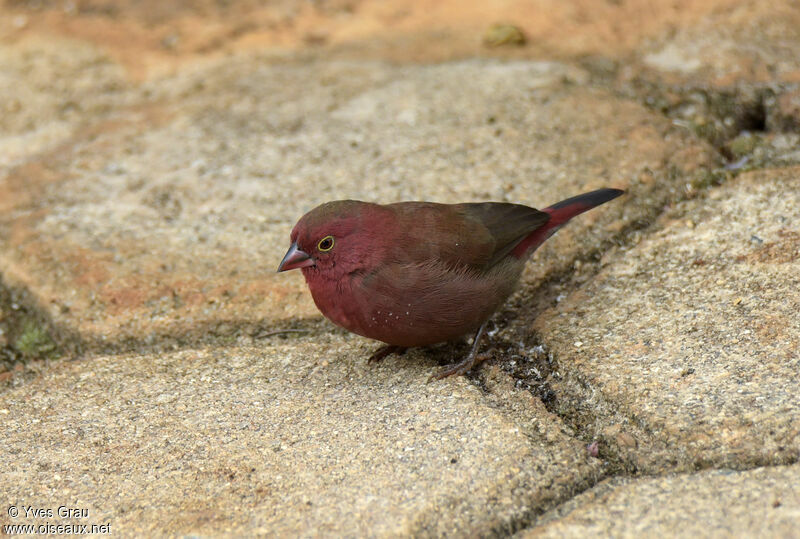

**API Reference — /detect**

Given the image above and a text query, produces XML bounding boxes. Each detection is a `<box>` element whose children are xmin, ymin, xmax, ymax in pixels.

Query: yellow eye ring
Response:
<box><xmin>317</xmin><ymin>235</ymin><xmax>335</xmax><ymax>252</ymax></box>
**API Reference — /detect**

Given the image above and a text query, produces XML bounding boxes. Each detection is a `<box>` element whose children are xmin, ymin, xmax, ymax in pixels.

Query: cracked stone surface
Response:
<box><xmin>534</xmin><ymin>167</ymin><xmax>800</xmax><ymax>473</ymax></box>
<box><xmin>0</xmin><ymin>339</ymin><xmax>601</xmax><ymax>536</ymax></box>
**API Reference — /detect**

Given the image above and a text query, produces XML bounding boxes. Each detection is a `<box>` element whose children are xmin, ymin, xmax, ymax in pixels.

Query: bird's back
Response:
<box><xmin>383</xmin><ymin>201</ymin><xmax>549</xmax><ymax>272</ymax></box>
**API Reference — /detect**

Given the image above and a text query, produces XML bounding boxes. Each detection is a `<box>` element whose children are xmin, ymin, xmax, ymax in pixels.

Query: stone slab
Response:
<box><xmin>525</xmin><ymin>464</ymin><xmax>800</xmax><ymax>537</ymax></box>
<box><xmin>534</xmin><ymin>167</ymin><xmax>800</xmax><ymax>472</ymax></box>
<box><xmin>0</xmin><ymin>336</ymin><xmax>601</xmax><ymax>536</ymax></box>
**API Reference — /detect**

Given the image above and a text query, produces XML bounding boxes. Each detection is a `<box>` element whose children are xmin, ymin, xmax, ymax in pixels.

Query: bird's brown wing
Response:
<box><xmin>386</xmin><ymin>201</ymin><xmax>549</xmax><ymax>272</ymax></box>
<box><xmin>456</xmin><ymin>202</ymin><xmax>550</xmax><ymax>269</ymax></box>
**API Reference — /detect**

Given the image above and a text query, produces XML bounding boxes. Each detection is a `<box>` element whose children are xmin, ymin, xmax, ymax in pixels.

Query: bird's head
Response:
<box><xmin>277</xmin><ymin>200</ymin><xmax>393</xmax><ymax>279</ymax></box>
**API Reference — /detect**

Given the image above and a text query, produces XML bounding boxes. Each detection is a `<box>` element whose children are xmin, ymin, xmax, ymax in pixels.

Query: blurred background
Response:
<box><xmin>3</xmin><ymin>0</ymin><xmax>798</xmax><ymax>80</ymax></box>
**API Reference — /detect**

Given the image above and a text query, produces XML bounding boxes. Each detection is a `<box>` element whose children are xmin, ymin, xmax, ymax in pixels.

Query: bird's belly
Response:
<box><xmin>312</xmin><ymin>285</ymin><xmax>457</xmax><ymax>346</ymax></box>
<box><xmin>308</xmin><ymin>262</ymin><xmax>522</xmax><ymax>347</ymax></box>
<box><xmin>355</xmin><ymin>302</ymin><xmax>473</xmax><ymax>347</ymax></box>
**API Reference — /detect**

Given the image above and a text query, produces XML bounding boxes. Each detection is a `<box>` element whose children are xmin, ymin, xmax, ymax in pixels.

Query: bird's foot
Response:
<box><xmin>367</xmin><ymin>345</ymin><xmax>407</xmax><ymax>364</ymax></box>
<box><xmin>428</xmin><ymin>353</ymin><xmax>489</xmax><ymax>381</ymax></box>
<box><xmin>428</xmin><ymin>320</ymin><xmax>491</xmax><ymax>381</ymax></box>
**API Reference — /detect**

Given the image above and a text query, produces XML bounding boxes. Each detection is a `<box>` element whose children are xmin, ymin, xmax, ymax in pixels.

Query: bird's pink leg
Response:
<box><xmin>429</xmin><ymin>321</ymin><xmax>489</xmax><ymax>380</ymax></box>
<box><xmin>367</xmin><ymin>345</ymin><xmax>407</xmax><ymax>364</ymax></box>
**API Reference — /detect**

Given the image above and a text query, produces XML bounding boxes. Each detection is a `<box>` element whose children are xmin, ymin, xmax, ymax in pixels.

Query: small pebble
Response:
<box><xmin>483</xmin><ymin>24</ymin><xmax>526</xmax><ymax>47</ymax></box>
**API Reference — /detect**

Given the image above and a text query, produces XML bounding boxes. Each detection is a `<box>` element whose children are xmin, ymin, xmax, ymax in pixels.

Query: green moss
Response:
<box><xmin>691</xmin><ymin>168</ymin><xmax>729</xmax><ymax>190</ymax></box>
<box><xmin>14</xmin><ymin>320</ymin><xmax>56</xmax><ymax>359</ymax></box>
<box><xmin>727</xmin><ymin>133</ymin><xmax>759</xmax><ymax>158</ymax></box>
<box><xmin>689</xmin><ymin>116</ymin><xmax>727</xmax><ymax>148</ymax></box>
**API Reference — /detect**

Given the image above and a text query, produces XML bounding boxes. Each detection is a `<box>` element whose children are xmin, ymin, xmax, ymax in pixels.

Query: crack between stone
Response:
<box><xmin>459</xmin><ymin>139</ymin><xmax>797</xmax><ymax>532</ymax></box>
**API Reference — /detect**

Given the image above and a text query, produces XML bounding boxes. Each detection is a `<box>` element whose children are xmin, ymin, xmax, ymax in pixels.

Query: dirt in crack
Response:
<box><xmin>638</xmin><ymin>82</ymin><xmax>800</xmax><ymax>175</ymax></box>
<box><xmin>457</xmin><ymin>310</ymin><xmax>560</xmax><ymax>408</ymax></box>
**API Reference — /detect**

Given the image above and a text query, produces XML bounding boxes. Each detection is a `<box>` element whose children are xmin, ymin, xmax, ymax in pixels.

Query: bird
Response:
<box><xmin>278</xmin><ymin>188</ymin><xmax>624</xmax><ymax>379</ymax></box>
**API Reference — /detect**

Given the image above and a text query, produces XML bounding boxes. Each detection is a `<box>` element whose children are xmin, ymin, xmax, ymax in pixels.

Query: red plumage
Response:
<box><xmin>278</xmin><ymin>188</ymin><xmax>623</xmax><ymax>378</ymax></box>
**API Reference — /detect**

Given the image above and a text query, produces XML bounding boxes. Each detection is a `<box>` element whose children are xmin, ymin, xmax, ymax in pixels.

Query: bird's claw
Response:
<box><xmin>428</xmin><ymin>353</ymin><xmax>489</xmax><ymax>381</ymax></box>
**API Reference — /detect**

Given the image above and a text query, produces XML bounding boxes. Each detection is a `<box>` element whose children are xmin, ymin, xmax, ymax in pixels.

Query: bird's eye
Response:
<box><xmin>317</xmin><ymin>235</ymin><xmax>335</xmax><ymax>252</ymax></box>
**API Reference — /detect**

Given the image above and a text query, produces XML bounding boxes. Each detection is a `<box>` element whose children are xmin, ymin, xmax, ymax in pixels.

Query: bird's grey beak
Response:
<box><xmin>277</xmin><ymin>242</ymin><xmax>315</xmax><ymax>272</ymax></box>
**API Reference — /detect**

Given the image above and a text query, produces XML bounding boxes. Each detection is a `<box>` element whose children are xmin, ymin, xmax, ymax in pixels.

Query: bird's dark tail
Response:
<box><xmin>512</xmin><ymin>188</ymin><xmax>624</xmax><ymax>257</ymax></box>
